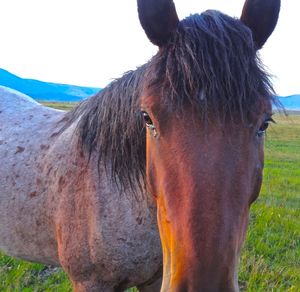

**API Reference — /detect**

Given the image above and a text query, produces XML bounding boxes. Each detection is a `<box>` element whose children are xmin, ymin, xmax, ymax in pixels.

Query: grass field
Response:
<box><xmin>0</xmin><ymin>103</ymin><xmax>299</xmax><ymax>291</ymax></box>
<box><xmin>38</xmin><ymin>101</ymin><xmax>77</xmax><ymax>111</ymax></box>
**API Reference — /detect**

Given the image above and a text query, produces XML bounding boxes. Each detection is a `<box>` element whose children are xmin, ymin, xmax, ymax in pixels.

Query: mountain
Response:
<box><xmin>278</xmin><ymin>95</ymin><xmax>300</xmax><ymax>111</ymax></box>
<box><xmin>0</xmin><ymin>68</ymin><xmax>100</xmax><ymax>102</ymax></box>
<box><xmin>1</xmin><ymin>68</ymin><xmax>299</xmax><ymax>109</ymax></box>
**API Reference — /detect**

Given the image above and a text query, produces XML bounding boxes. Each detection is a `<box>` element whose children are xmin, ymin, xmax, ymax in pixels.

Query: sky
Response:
<box><xmin>0</xmin><ymin>0</ymin><xmax>299</xmax><ymax>96</ymax></box>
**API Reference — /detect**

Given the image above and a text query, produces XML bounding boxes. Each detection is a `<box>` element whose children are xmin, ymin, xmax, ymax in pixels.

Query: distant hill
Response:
<box><xmin>1</xmin><ymin>68</ymin><xmax>299</xmax><ymax>109</ymax></box>
<box><xmin>0</xmin><ymin>68</ymin><xmax>100</xmax><ymax>102</ymax></box>
<box><xmin>279</xmin><ymin>95</ymin><xmax>300</xmax><ymax>111</ymax></box>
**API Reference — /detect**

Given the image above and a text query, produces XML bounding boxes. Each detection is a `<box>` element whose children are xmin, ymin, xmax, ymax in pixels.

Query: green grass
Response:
<box><xmin>239</xmin><ymin>114</ymin><xmax>300</xmax><ymax>291</ymax></box>
<box><xmin>38</xmin><ymin>101</ymin><xmax>77</xmax><ymax>111</ymax></box>
<box><xmin>1</xmin><ymin>103</ymin><xmax>299</xmax><ymax>291</ymax></box>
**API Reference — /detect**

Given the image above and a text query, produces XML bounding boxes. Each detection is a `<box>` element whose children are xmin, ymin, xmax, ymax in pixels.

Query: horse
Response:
<box><xmin>0</xmin><ymin>0</ymin><xmax>281</xmax><ymax>291</ymax></box>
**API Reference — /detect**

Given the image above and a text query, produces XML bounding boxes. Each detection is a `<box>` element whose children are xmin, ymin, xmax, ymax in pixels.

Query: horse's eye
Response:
<box><xmin>141</xmin><ymin>111</ymin><xmax>158</xmax><ymax>137</ymax></box>
<box><xmin>256</xmin><ymin>117</ymin><xmax>274</xmax><ymax>137</ymax></box>
<box><xmin>141</xmin><ymin>111</ymin><xmax>153</xmax><ymax>127</ymax></box>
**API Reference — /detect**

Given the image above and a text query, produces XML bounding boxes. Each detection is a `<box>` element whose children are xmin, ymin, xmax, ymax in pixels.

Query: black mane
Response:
<box><xmin>63</xmin><ymin>10</ymin><xmax>275</xmax><ymax>194</ymax></box>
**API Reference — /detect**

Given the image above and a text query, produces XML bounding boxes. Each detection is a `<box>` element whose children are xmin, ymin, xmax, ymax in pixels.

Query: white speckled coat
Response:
<box><xmin>0</xmin><ymin>86</ymin><xmax>162</xmax><ymax>291</ymax></box>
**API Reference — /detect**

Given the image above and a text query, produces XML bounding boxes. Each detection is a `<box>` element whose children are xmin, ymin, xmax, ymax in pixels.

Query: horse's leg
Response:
<box><xmin>72</xmin><ymin>278</ymin><xmax>114</xmax><ymax>292</ymax></box>
<box><xmin>137</xmin><ymin>277</ymin><xmax>162</xmax><ymax>292</ymax></box>
<box><xmin>72</xmin><ymin>279</ymin><xmax>162</xmax><ymax>292</ymax></box>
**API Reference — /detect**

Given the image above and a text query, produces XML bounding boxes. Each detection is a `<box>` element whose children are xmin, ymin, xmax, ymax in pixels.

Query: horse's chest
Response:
<box><xmin>56</xmin><ymin>181</ymin><xmax>162</xmax><ymax>285</ymax></box>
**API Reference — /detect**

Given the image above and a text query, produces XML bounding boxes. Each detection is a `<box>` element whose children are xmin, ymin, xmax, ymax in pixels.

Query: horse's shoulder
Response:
<box><xmin>0</xmin><ymin>86</ymin><xmax>40</xmax><ymax>109</ymax></box>
<box><xmin>0</xmin><ymin>86</ymin><xmax>64</xmax><ymax>120</ymax></box>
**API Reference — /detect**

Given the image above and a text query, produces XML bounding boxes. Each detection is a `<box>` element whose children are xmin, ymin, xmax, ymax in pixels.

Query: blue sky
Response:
<box><xmin>0</xmin><ymin>0</ymin><xmax>299</xmax><ymax>96</ymax></box>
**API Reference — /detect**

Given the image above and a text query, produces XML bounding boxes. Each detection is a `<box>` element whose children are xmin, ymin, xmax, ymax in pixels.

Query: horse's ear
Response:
<box><xmin>137</xmin><ymin>0</ymin><xmax>179</xmax><ymax>47</ymax></box>
<box><xmin>240</xmin><ymin>0</ymin><xmax>281</xmax><ymax>49</ymax></box>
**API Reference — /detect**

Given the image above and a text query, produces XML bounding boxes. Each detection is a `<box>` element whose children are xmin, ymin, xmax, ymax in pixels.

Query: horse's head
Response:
<box><xmin>138</xmin><ymin>0</ymin><xmax>280</xmax><ymax>290</ymax></box>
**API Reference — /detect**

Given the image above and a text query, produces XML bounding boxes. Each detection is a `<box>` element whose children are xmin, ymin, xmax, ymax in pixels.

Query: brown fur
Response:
<box><xmin>0</xmin><ymin>0</ymin><xmax>281</xmax><ymax>291</ymax></box>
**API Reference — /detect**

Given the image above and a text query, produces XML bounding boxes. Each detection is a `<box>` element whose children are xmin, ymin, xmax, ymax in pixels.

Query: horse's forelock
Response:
<box><xmin>144</xmin><ymin>10</ymin><xmax>275</xmax><ymax>121</ymax></box>
<box><xmin>62</xmin><ymin>10</ymin><xmax>276</xmax><ymax>196</ymax></box>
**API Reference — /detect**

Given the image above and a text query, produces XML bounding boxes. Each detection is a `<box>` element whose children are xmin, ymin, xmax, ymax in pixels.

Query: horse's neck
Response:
<box><xmin>0</xmin><ymin>85</ymin><xmax>151</xmax><ymax>212</ymax></box>
<box><xmin>48</xmin><ymin>117</ymin><xmax>152</xmax><ymax>210</ymax></box>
